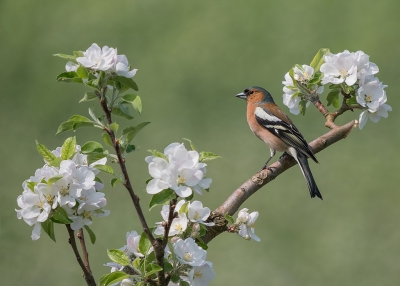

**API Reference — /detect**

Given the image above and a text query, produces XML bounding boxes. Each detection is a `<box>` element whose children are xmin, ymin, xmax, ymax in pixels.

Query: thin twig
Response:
<box><xmin>163</xmin><ymin>198</ymin><xmax>177</xmax><ymax>248</ymax></box>
<box><xmin>77</xmin><ymin>228</ymin><xmax>92</xmax><ymax>273</ymax></box>
<box><xmin>66</xmin><ymin>225</ymin><xmax>96</xmax><ymax>286</ymax></box>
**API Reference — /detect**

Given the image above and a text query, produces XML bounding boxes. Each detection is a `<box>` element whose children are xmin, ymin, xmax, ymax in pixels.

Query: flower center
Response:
<box><xmin>183</xmin><ymin>252</ymin><xmax>193</xmax><ymax>261</ymax></box>
<box><xmin>82</xmin><ymin>211</ymin><xmax>91</xmax><ymax>219</ymax></box>
<box><xmin>339</xmin><ymin>69</ymin><xmax>348</xmax><ymax>78</ymax></box>
<box><xmin>364</xmin><ymin>94</ymin><xmax>373</xmax><ymax>103</ymax></box>
<box><xmin>177</xmin><ymin>175</ymin><xmax>186</xmax><ymax>185</ymax></box>
<box><xmin>60</xmin><ymin>184</ymin><xmax>70</xmax><ymax>196</ymax></box>
<box><xmin>193</xmin><ymin>211</ymin><xmax>200</xmax><ymax>220</ymax></box>
<box><xmin>174</xmin><ymin>223</ymin><xmax>183</xmax><ymax>232</ymax></box>
<box><xmin>194</xmin><ymin>271</ymin><xmax>203</xmax><ymax>279</ymax></box>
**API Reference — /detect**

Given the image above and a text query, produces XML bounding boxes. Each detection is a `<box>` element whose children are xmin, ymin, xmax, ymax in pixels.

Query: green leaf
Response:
<box><xmin>84</xmin><ymin>225</ymin><xmax>96</xmax><ymax>244</ymax></box>
<box><xmin>79</xmin><ymin>92</ymin><xmax>98</xmax><ymax>103</ymax></box>
<box><xmin>183</xmin><ymin>138</ymin><xmax>197</xmax><ymax>151</ymax></box>
<box><xmin>81</xmin><ymin>141</ymin><xmax>104</xmax><ymax>153</ymax></box>
<box><xmin>298</xmin><ymin>100</ymin><xmax>307</xmax><ymax>115</ymax></box>
<box><xmin>102</xmin><ymin>133</ymin><xmax>113</xmax><ymax>146</ymax></box>
<box><xmin>111</xmin><ymin>178</ymin><xmax>122</xmax><ymax>187</ymax></box>
<box><xmin>56</xmin><ymin>71</ymin><xmax>83</xmax><ymax>84</ymax></box>
<box><xmin>199</xmin><ymin>151</ymin><xmax>221</xmax><ymax>162</ymax></box>
<box><xmin>41</xmin><ymin>220</ymin><xmax>56</xmax><ymax>242</ymax></box>
<box><xmin>196</xmin><ymin>241</ymin><xmax>208</xmax><ymax>250</ymax></box>
<box><xmin>171</xmin><ymin>272</ymin><xmax>180</xmax><ymax>283</ymax></box>
<box><xmin>147</xmin><ymin>149</ymin><xmax>167</xmax><ymax>161</ymax></box>
<box><xmin>294</xmin><ymin>64</ymin><xmax>304</xmax><ymax>72</ymax></box>
<box><xmin>144</xmin><ymin>264</ymin><xmax>163</xmax><ymax>277</ymax></box>
<box><xmin>111</xmin><ymin>105</ymin><xmax>134</xmax><ymax>120</ymax></box>
<box><xmin>56</xmin><ymin>115</ymin><xmax>94</xmax><ymax>135</ymax></box>
<box><xmin>73</xmin><ymin>51</ymin><xmax>84</xmax><ymax>57</ymax></box>
<box><xmin>88</xmin><ymin>107</ymin><xmax>104</xmax><ymax>126</ymax></box>
<box><xmin>47</xmin><ymin>175</ymin><xmax>63</xmax><ymax>185</ymax></box>
<box><xmin>126</xmin><ymin>144</ymin><xmax>136</xmax><ymax>153</ymax></box>
<box><xmin>99</xmin><ymin>271</ymin><xmax>130</xmax><ymax>286</ymax></box>
<box><xmin>94</xmin><ymin>165</ymin><xmax>115</xmax><ymax>175</ymax></box>
<box><xmin>180</xmin><ymin>281</ymin><xmax>190</xmax><ymax>286</ymax></box>
<box><xmin>84</xmin><ymin>80</ymin><xmax>101</xmax><ymax>92</ymax></box>
<box><xmin>115</xmin><ymin>76</ymin><xmax>139</xmax><ymax>91</ymax></box>
<box><xmin>26</xmin><ymin>181</ymin><xmax>37</xmax><ymax>192</ymax></box>
<box><xmin>61</xmin><ymin>136</ymin><xmax>76</xmax><ymax>160</ymax></box>
<box><xmin>309</xmin><ymin>48</ymin><xmax>330</xmax><ymax>72</ymax></box>
<box><xmin>48</xmin><ymin>157</ymin><xmax>62</xmax><ymax>167</ymax></box>
<box><xmin>164</xmin><ymin>260</ymin><xmax>173</xmax><ymax>272</ymax></box>
<box><xmin>122</xmin><ymin>94</ymin><xmax>142</xmax><ymax>114</ymax></box>
<box><xmin>327</xmin><ymin>90</ymin><xmax>340</xmax><ymax>108</ymax></box>
<box><xmin>179</xmin><ymin>201</ymin><xmax>189</xmax><ymax>214</ymax></box>
<box><xmin>224</xmin><ymin>213</ymin><xmax>235</xmax><ymax>224</ymax></box>
<box><xmin>107</xmin><ymin>249</ymin><xmax>130</xmax><ymax>266</ymax></box>
<box><xmin>139</xmin><ymin>232</ymin><xmax>152</xmax><ymax>256</ymax></box>
<box><xmin>52</xmin><ymin>206</ymin><xmax>73</xmax><ymax>224</ymax></box>
<box><xmin>87</xmin><ymin>152</ymin><xmax>108</xmax><ymax>164</ymax></box>
<box><xmin>36</xmin><ymin>141</ymin><xmax>56</xmax><ymax>163</ymax></box>
<box><xmin>149</xmin><ymin>189</ymin><xmax>175</xmax><ymax>210</ymax></box>
<box><xmin>346</xmin><ymin>96</ymin><xmax>358</xmax><ymax>105</ymax></box>
<box><xmin>109</xmin><ymin>123</ymin><xmax>119</xmax><ymax>133</ymax></box>
<box><xmin>308</xmin><ymin>72</ymin><xmax>323</xmax><ymax>85</ymax></box>
<box><xmin>122</xmin><ymin>122</ymin><xmax>150</xmax><ymax>143</ymax></box>
<box><xmin>53</xmin><ymin>53</ymin><xmax>76</xmax><ymax>61</ymax></box>
<box><xmin>76</xmin><ymin>65</ymin><xmax>89</xmax><ymax>78</ymax></box>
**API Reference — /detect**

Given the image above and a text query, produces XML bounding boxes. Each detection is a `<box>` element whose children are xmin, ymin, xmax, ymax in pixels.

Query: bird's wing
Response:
<box><xmin>254</xmin><ymin>106</ymin><xmax>318</xmax><ymax>163</ymax></box>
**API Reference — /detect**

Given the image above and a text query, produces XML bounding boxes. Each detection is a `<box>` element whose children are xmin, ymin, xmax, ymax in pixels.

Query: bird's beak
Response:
<box><xmin>236</xmin><ymin>92</ymin><xmax>247</xmax><ymax>99</ymax></box>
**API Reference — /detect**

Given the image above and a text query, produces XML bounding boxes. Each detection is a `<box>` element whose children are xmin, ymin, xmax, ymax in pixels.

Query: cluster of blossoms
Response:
<box><xmin>66</xmin><ymin>43</ymin><xmax>137</xmax><ymax>78</ymax></box>
<box><xmin>282</xmin><ymin>50</ymin><xmax>391</xmax><ymax>129</ymax></box>
<box><xmin>15</xmin><ymin>143</ymin><xmax>109</xmax><ymax>240</ymax></box>
<box><xmin>145</xmin><ymin>143</ymin><xmax>212</xmax><ymax>198</ymax></box>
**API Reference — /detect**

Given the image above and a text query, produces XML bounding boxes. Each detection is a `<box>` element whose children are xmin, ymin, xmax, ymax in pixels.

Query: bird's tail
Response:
<box><xmin>296</xmin><ymin>152</ymin><xmax>323</xmax><ymax>200</ymax></box>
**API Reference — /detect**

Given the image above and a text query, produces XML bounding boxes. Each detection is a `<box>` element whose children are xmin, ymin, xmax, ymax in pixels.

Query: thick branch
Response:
<box><xmin>203</xmin><ymin>120</ymin><xmax>355</xmax><ymax>244</ymax></box>
<box><xmin>66</xmin><ymin>225</ymin><xmax>96</xmax><ymax>286</ymax></box>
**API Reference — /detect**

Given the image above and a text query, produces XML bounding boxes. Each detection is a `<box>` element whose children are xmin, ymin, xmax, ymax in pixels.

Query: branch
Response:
<box><xmin>203</xmin><ymin>120</ymin><xmax>356</xmax><ymax>244</ymax></box>
<box><xmin>66</xmin><ymin>225</ymin><xmax>96</xmax><ymax>286</ymax></box>
<box><xmin>77</xmin><ymin>228</ymin><xmax>92</xmax><ymax>274</ymax></box>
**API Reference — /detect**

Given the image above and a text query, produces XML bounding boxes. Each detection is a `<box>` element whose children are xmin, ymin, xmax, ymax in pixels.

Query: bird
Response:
<box><xmin>236</xmin><ymin>86</ymin><xmax>322</xmax><ymax>200</ymax></box>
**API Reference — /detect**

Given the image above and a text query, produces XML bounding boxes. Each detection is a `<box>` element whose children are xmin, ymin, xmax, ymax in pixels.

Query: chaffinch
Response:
<box><xmin>236</xmin><ymin>86</ymin><xmax>322</xmax><ymax>200</ymax></box>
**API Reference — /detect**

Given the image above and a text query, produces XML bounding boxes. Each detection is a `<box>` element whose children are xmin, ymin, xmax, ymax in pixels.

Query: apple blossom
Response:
<box><xmin>358</xmin><ymin>103</ymin><xmax>392</xmax><ymax>129</ymax></box>
<box><xmin>320</xmin><ymin>50</ymin><xmax>358</xmax><ymax>86</ymax></box>
<box><xmin>237</xmin><ymin>208</ymin><xmax>261</xmax><ymax>242</ymax></box>
<box><xmin>76</xmin><ymin>43</ymin><xmax>117</xmax><ymax>71</ymax></box>
<box><xmin>188</xmin><ymin>201</ymin><xmax>214</xmax><ymax>226</ymax></box>
<box><xmin>173</xmin><ymin>238</ymin><xmax>207</xmax><ymax>267</ymax></box>
<box><xmin>188</xmin><ymin>261</ymin><xmax>216</xmax><ymax>286</ymax></box>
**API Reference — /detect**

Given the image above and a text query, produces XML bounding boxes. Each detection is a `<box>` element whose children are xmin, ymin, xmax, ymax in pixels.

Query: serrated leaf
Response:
<box><xmin>88</xmin><ymin>107</ymin><xmax>103</xmax><ymax>126</ymax></box>
<box><xmin>84</xmin><ymin>80</ymin><xmax>101</xmax><ymax>92</ymax></box>
<box><xmin>107</xmin><ymin>249</ymin><xmax>130</xmax><ymax>266</ymax></box>
<box><xmin>144</xmin><ymin>264</ymin><xmax>163</xmax><ymax>277</ymax></box>
<box><xmin>183</xmin><ymin>138</ymin><xmax>197</xmax><ymax>151</ymax></box>
<box><xmin>76</xmin><ymin>65</ymin><xmax>88</xmax><ymax>78</ymax></box>
<box><xmin>52</xmin><ymin>206</ymin><xmax>73</xmax><ymax>224</ymax></box>
<box><xmin>47</xmin><ymin>175</ymin><xmax>63</xmax><ymax>185</ymax></box>
<box><xmin>327</xmin><ymin>90</ymin><xmax>340</xmax><ymax>108</ymax></box>
<box><xmin>299</xmin><ymin>100</ymin><xmax>307</xmax><ymax>115</ymax></box>
<box><xmin>41</xmin><ymin>220</ymin><xmax>56</xmax><ymax>242</ymax></box>
<box><xmin>224</xmin><ymin>213</ymin><xmax>235</xmax><ymax>224</ymax></box>
<box><xmin>122</xmin><ymin>122</ymin><xmax>150</xmax><ymax>143</ymax></box>
<box><xmin>99</xmin><ymin>271</ymin><xmax>130</xmax><ymax>286</ymax></box>
<box><xmin>115</xmin><ymin>76</ymin><xmax>139</xmax><ymax>91</ymax></box>
<box><xmin>87</xmin><ymin>152</ymin><xmax>108</xmax><ymax>164</ymax></box>
<box><xmin>310</xmin><ymin>48</ymin><xmax>330</xmax><ymax>72</ymax></box>
<box><xmin>84</xmin><ymin>225</ymin><xmax>96</xmax><ymax>244</ymax></box>
<box><xmin>56</xmin><ymin>71</ymin><xmax>83</xmax><ymax>84</ymax></box>
<box><xmin>346</xmin><ymin>96</ymin><xmax>358</xmax><ymax>105</ymax></box>
<box><xmin>139</xmin><ymin>232</ymin><xmax>152</xmax><ymax>257</ymax></box>
<box><xmin>94</xmin><ymin>164</ymin><xmax>115</xmax><ymax>175</ymax></box>
<box><xmin>81</xmin><ymin>141</ymin><xmax>104</xmax><ymax>153</ymax></box>
<box><xmin>56</xmin><ymin>115</ymin><xmax>94</xmax><ymax>135</ymax></box>
<box><xmin>79</xmin><ymin>92</ymin><xmax>98</xmax><ymax>103</ymax></box>
<box><xmin>111</xmin><ymin>178</ymin><xmax>122</xmax><ymax>187</ymax></box>
<box><xmin>149</xmin><ymin>189</ymin><xmax>175</xmax><ymax>210</ymax></box>
<box><xmin>102</xmin><ymin>133</ymin><xmax>113</xmax><ymax>146</ymax></box>
<box><xmin>147</xmin><ymin>149</ymin><xmax>167</xmax><ymax>161</ymax></box>
<box><xmin>61</xmin><ymin>136</ymin><xmax>76</xmax><ymax>160</ymax></box>
<box><xmin>53</xmin><ymin>53</ymin><xmax>76</xmax><ymax>61</ymax></box>
<box><xmin>109</xmin><ymin>123</ymin><xmax>119</xmax><ymax>133</ymax></box>
<box><xmin>36</xmin><ymin>141</ymin><xmax>56</xmax><ymax>163</ymax></box>
<box><xmin>199</xmin><ymin>151</ymin><xmax>221</xmax><ymax>162</ymax></box>
<box><xmin>122</xmin><ymin>94</ymin><xmax>142</xmax><ymax>114</ymax></box>
<box><xmin>112</xmin><ymin>105</ymin><xmax>134</xmax><ymax>120</ymax></box>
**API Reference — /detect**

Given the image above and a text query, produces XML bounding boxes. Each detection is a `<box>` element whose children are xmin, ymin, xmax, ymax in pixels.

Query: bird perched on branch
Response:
<box><xmin>236</xmin><ymin>86</ymin><xmax>322</xmax><ymax>200</ymax></box>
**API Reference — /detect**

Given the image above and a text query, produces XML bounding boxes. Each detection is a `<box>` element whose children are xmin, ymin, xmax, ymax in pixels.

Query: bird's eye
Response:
<box><xmin>249</xmin><ymin>90</ymin><xmax>254</xmax><ymax>94</ymax></box>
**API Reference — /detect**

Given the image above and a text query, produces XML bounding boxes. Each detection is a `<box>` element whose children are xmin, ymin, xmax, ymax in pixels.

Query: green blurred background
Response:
<box><xmin>1</xmin><ymin>0</ymin><xmax>400</xmax><ymax>285</ymax></box>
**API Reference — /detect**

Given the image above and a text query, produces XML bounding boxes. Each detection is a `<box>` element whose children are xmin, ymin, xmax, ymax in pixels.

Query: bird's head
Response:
<box><xmin>236</xmin><ymin>86</ymin><xmax>275</xmax><ymax>103</ymax></box>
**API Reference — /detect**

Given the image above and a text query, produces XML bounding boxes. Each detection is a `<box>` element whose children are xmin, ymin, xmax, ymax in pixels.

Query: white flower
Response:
<box><xmin>55</xmin><ymin>175</ymin><xmax>79</xmax><ymax>208</ymax></box>
<box><xmin>115</xmin><ymin>55</ymin><xmax>137</xmax><ymax>78</ymax></box>
<box><xmin>293</xmin><ymin>65</ymin><xmax>314</xmax><ymax>83</ymax></box>
<box><xmin>359</xmin><ymin>103</ymin><xmax>392</xmax><ymax>129</ymax></box>
<box><xmin>60</xmin><ymin>160</ymin><xmax>96</xmax><ymax>191</ymax></box>
<box><xmin>69</xmin><ymin>202</ymin><xmax>110</xmax><ymax>230</ymax></box>
<box><xmin>238</xmin><ymin>209</ymin><xmax>261</xmax><ymax>242</ymax></box>
<box><xmin>76</xmin><ymin>43</ymin><xmax>117</xmax><ymax>71</ymax></box>
<box><xmin>188</xmin><ymin>201</ymin><xmax>214</xmax><ymax>226</ymax></box>
<box><xmin>320</xmin><ymin>50</ymin><xmax>358</xmax><ymax>86</ymax></box>
<box><xmin>154</xmin><ymin>205</ymin><xmax>188</xmax><ymax>236</ymax></box>
<box><xmin>188</xmin><ymin>261</ymin><xmax>216</xmax><ymax>286</ymax></box>
<box><xmin>356</xmin><ymin>77</ymin><xmax>387</xmax><ymax>112</ymax></box>
<box><xmin>146</xmin><ymin>143</ymin><xmax>212</xmax><ymax>198</ymax></box>
<box><xmin>125</xmin><ymin>230</ymin><xmax>143</xmax><ymax>257</ymax></box>
<box><xmin>354</xmin><ymin>51</ymin><xmax>379</xmax><ymax>86</ymax></box>
<box><xmin>282</xmin><ymin>72</ymin><xmax>312</xmax><ymax>115</ymax></box>
<box><xmin>65</xmin><ymin>61</ymin><xmax>79</xmax><ymax>72</ymax></box>
<box><xmin>120</xmin><ymin>278</ymin><xmax>134</xmax><ymax>286</ymax></box>
<box><xmin>173</xmin><ymin>238</ymin><xmax>207</xmax><ymax>267</ymax></box>
<box><xmin>236</xmin><ymin>208</ymin><xmax>249</xmax><ymax>224</ymax></box>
